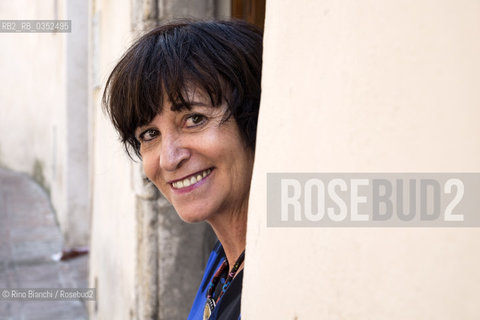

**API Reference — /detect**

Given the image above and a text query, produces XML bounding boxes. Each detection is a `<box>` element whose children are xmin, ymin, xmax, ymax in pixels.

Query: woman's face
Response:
<box><xmin>135</xmin><ymin>89</ymin><xmax>254</xmax><ymax>223</ymax></box>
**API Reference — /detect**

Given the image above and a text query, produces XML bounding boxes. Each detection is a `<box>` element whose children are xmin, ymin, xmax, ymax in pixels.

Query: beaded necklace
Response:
<box><xmin>203</xmin><ymin>250</ymin><xmax>245</xmax><ymax>320</ymax></box>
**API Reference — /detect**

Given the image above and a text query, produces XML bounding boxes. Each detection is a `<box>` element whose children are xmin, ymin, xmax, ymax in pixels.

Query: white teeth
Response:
<box><xmin>172</xmin><ymin>169</ymin><xmax>212</xmax><ymax>189</ymax></box>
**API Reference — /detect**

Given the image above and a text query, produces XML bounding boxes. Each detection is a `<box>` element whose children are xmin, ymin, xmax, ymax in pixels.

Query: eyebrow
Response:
<box><xmin>170</xmin><ymin>100</ymin><xmax>210</xmax><ymax>111</ymax></box>
<box><xmin>135</xmin><ymin>101</ymin><xmax>212</xmax><ymax>133</ymax></box>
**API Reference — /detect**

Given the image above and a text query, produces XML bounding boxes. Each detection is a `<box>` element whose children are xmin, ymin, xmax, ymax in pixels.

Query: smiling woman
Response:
<box><xmin>137</xmin><ymin>90</ymin><xmax>254</xmax><ymax>225</ymax></box>
<box><xmin>102</xmin><ymin>20</ymin><xmax>263</xmax><ymax>320</ymax></box>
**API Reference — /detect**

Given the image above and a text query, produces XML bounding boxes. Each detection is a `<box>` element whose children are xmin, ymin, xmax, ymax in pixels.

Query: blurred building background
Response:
<box><xmin>2</xmin><ymin>0</ymin><xmax>480</xmax><ymax>319</ymax></box>
<box><xmin>0</xmin><ymin>0</ymin><xmax>264</xmax><ymax>319</ymax></box>
<box><xmin>0</xmin><ymin>0</ymin><xmax>89</xmax><ymax>249</ymax></box>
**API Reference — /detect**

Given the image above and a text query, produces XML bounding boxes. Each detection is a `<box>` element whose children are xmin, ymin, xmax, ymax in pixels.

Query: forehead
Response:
<box><xmin>137</xmin><ymin>86</ymin><xmax>225</xmax><ymax>126</ymax></box>
<box><xmin>168</xmin><ymin>85</ymin><xmax>212</xmax><ymax>108</ymax></box>
<box><xmin>160</xmin><ymin>86</ymin><xmax>218</xmax><ymax>119</ymax></box>
<box><xmin>132</xmin><ymin>76</ymin><xmax>228</xmax><ymax>136</ymax></box>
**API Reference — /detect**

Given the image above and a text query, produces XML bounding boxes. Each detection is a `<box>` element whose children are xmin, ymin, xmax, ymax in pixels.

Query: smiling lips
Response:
<box><xmin>171</xmin><ymin>168</ymin><xmax>212</xmax><ymax>189</ymax></box>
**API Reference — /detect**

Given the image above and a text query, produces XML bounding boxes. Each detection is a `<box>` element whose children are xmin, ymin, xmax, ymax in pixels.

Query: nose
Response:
<box><xmin>158</xmin><ymin>133</ymin><xmax>190</xmax><ymax>172</ymax></box>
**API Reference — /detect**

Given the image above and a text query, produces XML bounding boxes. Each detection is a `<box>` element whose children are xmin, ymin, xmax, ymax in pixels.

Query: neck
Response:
<box><xmin>207</xmin><ymin>206</ymin><xmax>247</xmax><ymax>273</ymax></box>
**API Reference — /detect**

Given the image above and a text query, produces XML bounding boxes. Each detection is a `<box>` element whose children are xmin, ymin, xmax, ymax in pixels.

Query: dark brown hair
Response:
<box><xmin>103</xmin><ymin>20</ymin><xmax>263</xmax><ymax>158</ymax></box>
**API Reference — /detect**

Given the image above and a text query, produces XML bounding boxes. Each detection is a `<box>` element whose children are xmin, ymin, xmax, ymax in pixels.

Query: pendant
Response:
<box><xmin>203</xmin><ymin>298</ymin><xmax>216</xmax><ymax>320</ymax></box>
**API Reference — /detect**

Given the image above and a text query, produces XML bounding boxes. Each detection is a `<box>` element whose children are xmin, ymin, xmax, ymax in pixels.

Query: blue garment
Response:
<box><xmin>188</xmin><ymin>241</ymin><xmax>243</xmax><ymax>320</ymax></box>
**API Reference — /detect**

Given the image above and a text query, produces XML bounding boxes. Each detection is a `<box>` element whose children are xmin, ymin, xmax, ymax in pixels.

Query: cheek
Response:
<box><xmin>220</xmin><ymin>139</ymin><xmax>253</xmax><ymax>185</ymax></box>
<box><xmin>142</xmin><ymin>154</ymin><xmax>159</xmax><ymax>183</ymax></box>
<box><xmin>235</xmin><ymin>153</ymin><xmax>254</xmax><ymax>190</ymax></box>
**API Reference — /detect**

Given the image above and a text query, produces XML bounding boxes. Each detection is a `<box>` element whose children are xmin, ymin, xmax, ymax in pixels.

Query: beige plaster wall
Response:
<box><xmin>88</xmin><ymin>0</ymin><xmax>138</xmax><ymax>318</ymax></box>
<box><xmin>244</xmin><ymin>0</ymin><xmax>480</xmax><ymax>319</ymax></box>
<box><xmin>62</xmin><ymin>0</ymin><xmax>90</xmax><ymax>248</ymax></box>
<box><xmin>0</xmin><ymin>0</ymin><xmax>90</xmax><ymax>248</ymax></box>
<box><xmin>0</xmin><ymin>0</ymin><xmax>63</xmax><ymax>193</ymax></box>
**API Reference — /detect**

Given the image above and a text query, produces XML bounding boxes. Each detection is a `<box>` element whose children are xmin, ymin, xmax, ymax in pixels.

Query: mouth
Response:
<box><xmin>170</xmin><ymin>168</ymin><xmax>213</xmax><ymax>190</ymax></box>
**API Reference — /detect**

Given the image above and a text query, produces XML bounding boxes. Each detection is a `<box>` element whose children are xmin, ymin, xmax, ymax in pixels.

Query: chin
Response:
<box><xmin>176</xmin><ymin>208</ymin><xmax>212</xmax><ymax>224</ymax></box>
<box><xmin>178</xmin><ymin>215</ymin><xmax>209</xmax><ymax>224</ymax></box>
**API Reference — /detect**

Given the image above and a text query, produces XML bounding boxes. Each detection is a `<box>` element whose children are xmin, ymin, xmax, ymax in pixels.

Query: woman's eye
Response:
<box><xmin>185</xmin><ymin>114</ymin><xmax>206</xmax><ymax>127</ymax></box>
<box><xmin>139</xmin><ymin>129</ymin><xmax>159</xmax><ymax>142</ymax></box>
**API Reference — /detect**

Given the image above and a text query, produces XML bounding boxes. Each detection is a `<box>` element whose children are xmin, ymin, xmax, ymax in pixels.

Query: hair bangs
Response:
<box><xmin>103</xmin><ymin>20</ymin><xmax>263</xmax><ymax>159</ymax></box>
